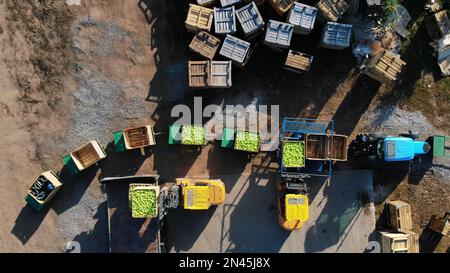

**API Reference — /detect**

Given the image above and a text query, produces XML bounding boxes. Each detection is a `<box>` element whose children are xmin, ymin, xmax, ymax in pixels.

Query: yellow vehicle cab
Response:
<box><xmin>177</xmin><ymin>178</ymin><xmax>225</xmax><ymax>210</ymax></box>
<box><xmin>279</xmin><ymin>194</ymin><xmax>309</xmax><ymax>230</ymax></box>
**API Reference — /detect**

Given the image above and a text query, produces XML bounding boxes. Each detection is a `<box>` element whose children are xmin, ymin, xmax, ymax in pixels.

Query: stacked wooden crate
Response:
<box><xmin>214</xmin><ymin>6</ymin><xmax>237</xmax><ymax>34</ymax></box>
<box><xmin>320</xmin><ymin>22</ymin><xmax>352</xmax><ymax>50</ymax></box>
<box><xmin>189</xmin><ymin>31</ymin><xmax>221</xmax><ymax>60</ymax></box>
<box><xmin>236</xmin><ymin>2</ymin><xmax>264</xmax><ymax>37</ymax></box>
<box><xmin>379</xmin><ymin>200</ymin><xmax>419</xmax><ymax>253</ymax></box>
<box><xmin>286</xmin><ymin>2</ymin><xmax>317</xmax><ymax>35</ymax></box>
<box><xmin>185</xmin><ymin>4</ymin><xmax>214</xmax><ymax>33</ymax></box>
<box><xmin>267</xmin><ymin>0</ymin><xmax>293</xmax><ymax>17</ymax></box>
<box><xmin>316</xmin><ymin>0</ymin><xmax>349</xmax><ymax>22</ymax></box>
<box><xmin>284</xmin><ymin>50</ymin><xmax>313</xmax><ymax>73</ymax></box>
<box><xmin>189</xmin><ymin>60</ymin><xmax>232</xmax><ymax>88</ymax></box>
<box><xmin>219</xmin><ymin>34</ymin><xmax>252</xmax><ymax>67</ymax></box>
<box><xmin>363</xmin><ymin>50</ymin><xmax>406</xmax><ymax>83</ymax></box>
<box><xmin>264</xmin><ymin>20</ymin><xmax>294</xmax><ymax>50</ymax></box>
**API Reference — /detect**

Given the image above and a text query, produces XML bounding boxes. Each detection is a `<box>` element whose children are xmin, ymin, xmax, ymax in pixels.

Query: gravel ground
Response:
<box><xmin>363</xmin><ymin>105</ymin><xmax>450</xmax><ymax>181</ymax></box>
<box><xmin>53</xmin><ymin>17</ymin><xmax>152</xmax><ymax>250</ymax></box>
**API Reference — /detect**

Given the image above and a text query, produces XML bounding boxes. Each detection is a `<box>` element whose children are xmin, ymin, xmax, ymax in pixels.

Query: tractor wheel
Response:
<box><xmin>400</xmin><ymin>133</ymin><xmax>420</xmax><ymax>140</ymax></box>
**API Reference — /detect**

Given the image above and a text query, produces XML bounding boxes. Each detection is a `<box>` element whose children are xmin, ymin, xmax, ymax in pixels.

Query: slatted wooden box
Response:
<box><xmin>185</xmin><ymin>4</ymin><xmax>214</xmax><ymax>33</ymax></box>
<box><xmin>189</xmin><ymin>31</ymin><xmax>221</xmax><ymax>60</ymax></box>
<box><xmin>284</xmin><ymin>50</ymin><xmax>313</xmax><ymax>73</ymax></box>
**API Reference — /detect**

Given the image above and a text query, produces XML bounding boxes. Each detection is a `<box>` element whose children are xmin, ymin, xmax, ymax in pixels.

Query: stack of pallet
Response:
<box><xmin>379</xmin><ymin>200</ymin><xmax>419</xmax><ymax>253</ymax></box>
<box><xmin>316</xmin><ymin>0</ymin><xmax>349</xmax><ymax>22</ymax></box>
<box><xmin>188</xmin><ymin>60</ymin><xmax>232</xmax><ymax>88</ymax></box>
<box><xmin>219</xmin><ymin>34</ymin><xmax>252</xmax><ymax>67</ymax></box>
<box><xmin>363</xmin><ymin>50</ymin><xmax>406</xmax><ymax>83</ymax></box>
<box><xmin>284</xmin><ymin>50</ymin><xmax>313</xmax><ymax>73</ymax></box>
<box><xmin>267</xmin><ymin>0</ymin><xmax>293</xmax><ymax>17</ymax></box>
<box><xmin>185</xmin><ymin>4</ymin><xmax>214</xmax><ymax>33</ymax></box>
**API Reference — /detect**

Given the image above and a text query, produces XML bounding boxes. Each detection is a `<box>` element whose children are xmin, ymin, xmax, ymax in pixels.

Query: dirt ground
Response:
<box><xmin>0</xmin><ymin>0</ymin><xmax>448</xmax><ymax>252</ymax></box>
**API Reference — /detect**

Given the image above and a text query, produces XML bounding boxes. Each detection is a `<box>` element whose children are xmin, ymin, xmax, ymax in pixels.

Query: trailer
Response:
<box><xmin>429</xmin><ymin>135</ymin><xmax>450</xmax><ymax>158</ymax></box>
<box><xmin>214</xmin><ymin>6</ymin><xmax>237</xmax><ymax>35</ymax></box>
<box><xmin>219</xmin><ymin>34</ymin><xmax>252</xmax><ymax>67</ymax></box>
<box><xmin>284</xmin><ymin>50</ymin><xmax>314</xmax><ymax>73</ymax></box>
<box><xmin>185</xmin><ymin>4</ymin><xmax>214</xmax><ymax>33</ymax></box>
<box><xmin>189</xmin><ymin>31</ymin><xmax>221</xmax><ymax>60</ymax></box>
<box><xmin>286</xmin><ymin>2</ymin><xmax>317</xmax><ymax>35</ymax></box>
<box><xmin>316</xmin><ymin>0</ymin><xmax>349</xmax><ymax>22</ymax></box>
<box><xmin>263</xmin><ymin>20</ymin><xmax>294</xmax><ymax>50</ymax></box>
<box><xmin>113</xmin><ymin>125</ymin><xmax>156</xmax><ymax>156</ymax></box>
<box><xmin>320</xmin><ymin>22</ymin><xmax>352</xmax><ymax>50</ymax></box>
<box><xmin>63</xmin><ymin>140</ymin><xmax>106</xmax><ymax>175</ymax></box>
<box><xmin>363</xmin><ymin>50</ymin><xmax>406</xmax><ymax>83</ymax></box>
<box><xmin>168</xmin><ymin>124</ymin><xmax>206</xmax><ymax>150</ymax></box>
<box><xmin>279</xmin><ymin>118</ymin><xmax>344</xmax><ymax>179</ymax></box>
<box><xmin>236</xmin><ymin>2</ymin><xmax>264</xmax><ymax>38</ymax></box>
<box><xmin>101</xmin><ymin>175</ymin><xmax>167</xmax><ymax>253</ymax></box>
<box><xmin>25</xmin><ymin>171</ymin><xmax>63</xmax><ymax>211</ymax></box>
<box><xmin>188</xmin><ymin>60</ymin><xmax>232</xmax><ymax>88</ymax></box>
<box><xmin>267</xmin><ymin>0</ymin><xmax>293</xmax><ymax>17</ymax></box>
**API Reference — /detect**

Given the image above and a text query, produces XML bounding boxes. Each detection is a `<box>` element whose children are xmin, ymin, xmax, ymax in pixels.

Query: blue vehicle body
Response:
<box><xmin>383</xmin><ymin>137</ymin><xmax>430</xmax><ymax>162</ymax></box>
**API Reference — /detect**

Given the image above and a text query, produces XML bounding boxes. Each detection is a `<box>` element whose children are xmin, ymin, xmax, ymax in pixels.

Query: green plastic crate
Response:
<box><xmin>63</xmin><ymin>154</ymin><xmax>79</xmax><ymax>175</ymax></box>
<box><xmin>113</xmin><ymin>131</ymin><xmax>127</xmax><ymax>152</ymax></box>
<box><xmin>221</xmin><ymin>127</ymin><xmax>235</xmax><ymax>148</ymax></box>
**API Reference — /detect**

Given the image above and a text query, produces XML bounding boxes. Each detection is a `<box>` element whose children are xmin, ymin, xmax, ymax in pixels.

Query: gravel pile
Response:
<box><xmin>363</xmin><ymin>105</ymin><xmax>435</xmax><ymax>135</ymax></box>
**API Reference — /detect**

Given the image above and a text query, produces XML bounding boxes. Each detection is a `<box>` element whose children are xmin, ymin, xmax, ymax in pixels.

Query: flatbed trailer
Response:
<box><xmin>101</xmin><ymin>175</ymin><xmax>167</xmax><ymax>253</ymax></box>
<box><xmin>280</xmin><ymin>118</ymin><xmax>336</xmax><ymax>179</ymax></box>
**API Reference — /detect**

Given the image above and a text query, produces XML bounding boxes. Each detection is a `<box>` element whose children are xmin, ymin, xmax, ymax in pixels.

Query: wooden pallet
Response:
<box><xmin>189</xmin><ymin>31</ymin><xmax>220</xmax><ymax>60</ymax></box>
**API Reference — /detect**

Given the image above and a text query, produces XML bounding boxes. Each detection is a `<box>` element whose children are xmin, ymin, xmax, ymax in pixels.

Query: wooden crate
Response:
<box><xmin>197</xmin><ymin>0</ymin><xmax>217</xmax><ymax>7</ymax></box>
<box><xmin>428</xmin><ymin>213</ymin><xmax>450</xmax><ymax>237</ymax></box>
<box><xmin>267</xmin><ymin>0</ymin><xmax>293</xmax><ymax>17</ymax></box>
<box><xmin>305</xmin><ymin>134</ymin><xmax>348</xmax><ymax>161</ymax></box>
<box><xmin>380</xmin><ymin>231</ymin><xmax>412</xmax><ymax>253</ymax></box>
<box><xmin>70</xmin><ymin>140</ymin><xmax>106</xmax><ymax>170</ymax></box>
<box><xmin>284</xmin><ymin>50</ymin><xmax>313</xmax><ymax>73</ymax></box>
<box><xmin>27</xmin><ymin>171</ymin><xmax>63</xmax><ymax>205</ymax></box>
<box><xmin>189</xmin><ymin>60</ymin><xmax>232</xmax><ymax>88</ymax></box>
<box><xmin>219</xmin><ymin>34</ymin><xmax>251</xmax><ymax>67</ymax></box>
<box><xmin>123</xmin><ymin>125</ymin><xmax>156</xmax><ymax>149</ymax></box>
<box><xmin>316</xmin><ymin>0</ymin><xmax>349</xmax><ymax>22</ymax></box>
<box><xmin>189</xmin><ymin>61</ymin><xmax>210</xmax><ymax>88</ymax></box>
<box><xmin>185</xmin><ymin>4</ymin><xmax>214</xmax><ymax>33</ymax></box>
<box><xmin>363</xmin><ymin>51</ymin><xmax>406</xmax><ymax>83</ymax></box>
<box><xmin>189</xmin><ymin>31</ymin><xmax>220</xmax><ymax>60</ymax></box>
<box><xmin>210</xmin><ymin>61</ymin><xmax>232</xmax><ymax>88</ymax></box>
<box><xmin>386</xmin><ymin>200</ymin><xmax>413</xmax><ymax>230</ymax></box>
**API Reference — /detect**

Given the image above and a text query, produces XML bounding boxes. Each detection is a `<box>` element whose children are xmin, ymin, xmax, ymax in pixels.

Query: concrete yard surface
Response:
<box><xmin>167</xmin><ymin>170</ymin><xmax>376</xmax><ymax>253</ymax></box>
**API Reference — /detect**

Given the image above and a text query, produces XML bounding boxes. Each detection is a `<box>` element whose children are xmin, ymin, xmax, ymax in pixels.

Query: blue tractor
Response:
<box><xmin>349</xmin><ymin>133</ymin><xmax>431</xmax><ymax>165</ymax></box>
